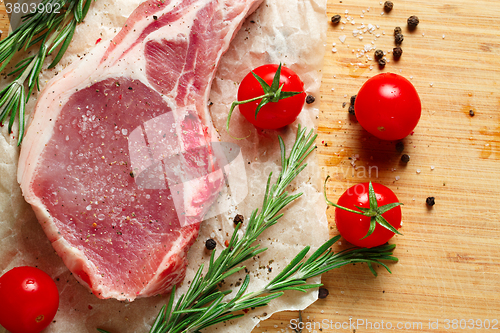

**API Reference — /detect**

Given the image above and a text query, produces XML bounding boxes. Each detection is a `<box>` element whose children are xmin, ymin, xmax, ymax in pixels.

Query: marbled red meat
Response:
<box><xmin>18</xmin><ymin>0</ymin><xmax>263</xmax><ymax>301</ymax></box>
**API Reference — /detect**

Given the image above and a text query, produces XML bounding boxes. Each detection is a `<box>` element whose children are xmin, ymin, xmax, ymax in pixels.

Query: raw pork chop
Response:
<box><xmin>18</xmin><ymin>0</ymin><xmax>263</xmax><ymax>301</ymax></box>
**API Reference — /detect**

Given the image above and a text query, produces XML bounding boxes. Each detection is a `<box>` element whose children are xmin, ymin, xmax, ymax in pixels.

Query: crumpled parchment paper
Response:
<box><xmin>0</xmin><ymin>0</ymin><xmax>328</xmax><ymax>332</ymax></box>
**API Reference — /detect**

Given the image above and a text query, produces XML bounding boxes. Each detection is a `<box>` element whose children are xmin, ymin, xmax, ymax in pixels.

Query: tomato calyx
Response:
<box><xmin>226</xmin><ymin>63</ymin><xmax>302</xmax><ymax>134</ymax></box>
<box><xmin>323</xmin><ymin>176</ymin><xmax>403</xmax><ymax>240</ymax></box>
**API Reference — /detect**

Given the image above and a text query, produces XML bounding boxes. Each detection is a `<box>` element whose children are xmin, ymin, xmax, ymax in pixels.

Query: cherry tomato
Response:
<box><xmin>333</xmin><ymin>182</ymin><xmax>402</xmax><ymax>248</ymax></box>
<box><xmin>0</xmin><ymin>266</ymin><xmax>59</xmax><ymax>333</ymax></box>
<box><xmin>354</xmin><ymin>73</ymin><xmax>421</xmax><ymax>141</ymax></box>
<box><xmin>237</xmin><ymin>64</ymin><xmax>306</xmax><ymax>129</ymax></box>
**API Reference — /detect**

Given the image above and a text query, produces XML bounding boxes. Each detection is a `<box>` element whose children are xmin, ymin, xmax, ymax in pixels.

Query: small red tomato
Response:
<box><xmin>326</xmin><ymin>181</ymin><xmax>403</xmax><ymax>248</ymax></box>
<box><xmin>0</xmin><ymin>266</ymin><xmax>59</xmax><ymax>333</ymax></box>
<box><xmin>236</xmin><ymin>64</ymin><xmax>306</xmax><ymax>129</ymax></box>
<box><xmin>354</xmin><ymin>73</ymin><xmax>421</xmax><ymax>141</ymax></box>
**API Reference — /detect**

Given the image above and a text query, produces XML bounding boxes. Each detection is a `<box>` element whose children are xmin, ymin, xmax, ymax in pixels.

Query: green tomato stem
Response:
<box><xmin>226</xmin><ymin>91</ymin><xmax>274</xmax><ymax>134</ymax></box>
<box><xmin>323</xmin><ymin>176</ymin><xmax>404</xmax><ymax>240</ymax></box>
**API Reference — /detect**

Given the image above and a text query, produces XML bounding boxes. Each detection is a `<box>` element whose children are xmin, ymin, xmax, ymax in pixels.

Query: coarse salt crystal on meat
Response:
<box><xmin>18</xmin><ymin>0</ymin><xmax>263</xmax><ymax>301</ymax></box>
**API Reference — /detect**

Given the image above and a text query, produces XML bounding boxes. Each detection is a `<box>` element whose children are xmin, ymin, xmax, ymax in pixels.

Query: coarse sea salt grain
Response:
<box><xmin>416</xmin><ymin>169</ymin><xmax>421</xmax><ymax>174</ymax></box>
<box><xmin>339</xmin><ymin>35</ymin><xmax>347</xmax><ymax>43</ymax></box>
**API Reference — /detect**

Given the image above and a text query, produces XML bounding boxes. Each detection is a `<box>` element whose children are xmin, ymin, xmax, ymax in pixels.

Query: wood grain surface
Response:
<box><xmin>266</xmin><ymin>1</ymin><xmax>500</xmax><ymax>332</ymax></box>
<box><xmin>1</xmin><ymin>1</ymin><xmax>499</xmax><ymax>332</ymax></box>
<box><xmin>0</xmin><ymin>2</ymin><xmax>8</xmax><ymax>40</ymax></box>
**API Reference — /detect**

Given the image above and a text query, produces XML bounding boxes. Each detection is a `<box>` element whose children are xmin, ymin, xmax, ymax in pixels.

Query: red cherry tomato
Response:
<box><xmin>354</xmin><ymin>73</ymin><xmax>421</xmax><ymax>140</ymax></box>
<box><xmin>0</xmin><ymin>266</ymin><xmax>59</xmax><ymax>333</ymax></box>
<box><xmin>237</xmin><ymin>64</ymin><xmax>306</xmax><ymax>129</ymax></box>
<box><xmin>334</xmin><ymin>182</ymin><xmax>402</xmax><ymax>248</ymax></box>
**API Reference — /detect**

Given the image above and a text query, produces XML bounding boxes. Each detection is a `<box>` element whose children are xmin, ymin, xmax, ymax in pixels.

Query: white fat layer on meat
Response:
<box><xmin>0</xmin><ymin>0</ymin><xmax>328</xmax><ymax>332</ymax></box>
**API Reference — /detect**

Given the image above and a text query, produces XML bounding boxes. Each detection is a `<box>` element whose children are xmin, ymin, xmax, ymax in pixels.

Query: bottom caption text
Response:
<box><xmin>290</xmin><ymin>318</ymin><xmax>499</xmax><ymax>330</ymax></box>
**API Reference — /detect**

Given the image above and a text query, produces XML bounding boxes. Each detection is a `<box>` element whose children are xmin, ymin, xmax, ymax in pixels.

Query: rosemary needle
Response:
<box><xmin>96</xmin><ymin>126</ymin><xmax>398</xmax><ymax>333</ymax></box>
<box><xmin>0</xmin><ymin>0</ymin><xmax>93</xmax><ymax>145</ymax></box>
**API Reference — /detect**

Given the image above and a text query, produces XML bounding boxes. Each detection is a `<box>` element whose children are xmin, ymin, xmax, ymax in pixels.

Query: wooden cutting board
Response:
<box><xmin>1</xmin><ymin>1</ymin><xmax>499</xmax><ymax>332</ymax></box>
<box><xmin>265</xmin><ymin>1</ymin><xmax>500</xmax><ymax>332</ymax></box>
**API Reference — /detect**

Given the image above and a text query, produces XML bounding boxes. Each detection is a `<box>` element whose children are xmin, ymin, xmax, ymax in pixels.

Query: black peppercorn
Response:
<box><xmin>331</xmin><ymin>14</ymin><xmax>342</xmax><ymax>24</ymax></box>
<box><xmin>306</xmin><ymin>95</ymin><xmax>316</xmax><ymax>104</ymax></box>
<box><xmin>469</xmin><ymin>109</ymin><xmax>475</xmax><ymax>117</ymax></box>
<box><xmin>205</xmin><ymin>239</ymin><xmax>217</xmax><ymax>250</ymax></box>
<box><xmin>395</xmin><ymin>141</ymin><xmax>404</xmax><ymax>153</ymax></box>
<box><xmin>394</xmin><ymin>26</ymin><xmax>402</xmax><ymax>36</ymax></box>
<box><xmin>348</xmin><ymin>95</ymin><xmax>356</xmax><ymax>116</ymax></box>
<box><xmin>350</xmin><ymin>94</ymin><xmax>357</xmax><ymax>105</ymax></box>
<box><xmin>378</xmin><ymin>58</ymin><xmax>386</xmax><ymax>68</ymax></box>
<box><xmin>395</xmin><ymin>33</ymin><xmax>404</xmax><ymax>45</ymax></box>
<box><xmin>426</xmin><ymin>197</ymin><xmax>435</xmax><ymax>206</ymax></box>
<box><xmin>318</xmin><ymin>287</ymin><xmax>329</xmax><ymax>299</ymax></box>
<box><xmin>374</xmin><ymin>49</ymin><xmax>384</xmax><ymax>59</ymax></box>
<box><xmin>348</xmin><ymin>105</ymin><xmax>355</xmax><ymax>115</ymax></box>
<box><xmin>401</xmin><ymin>154</ymin><xmax>410</xmax><ymax>163</ymax></box>
<box><xmin>393</xmin><ymin>46</ymin><xmax>403</xmax><ymax>59</ymax></box>
<box><xmin>233</xmin><ymin>214</ymin><xmax>244</xmax><ymax>225</ymax></box>
<box><xmin>383</xmin><ymin>1</ymin><xmax>393</xmax><ymax>12</ymax></box>
<box><xmin>407</xmin><ymin>15</ymin><xmax>419</xmax><ymax>30</ymax></box>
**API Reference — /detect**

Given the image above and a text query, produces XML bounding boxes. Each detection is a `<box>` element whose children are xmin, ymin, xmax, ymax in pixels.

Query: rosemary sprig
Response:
<box><xmin>158</xmin><ymin>237</ymin><xmax>397</xmax><ymax>333</ymax></box>
<box><xmin>146</xmin><ymin>125</ymin><xmax>317</xmax><ymax>333</ymax></box>
<box><xmin>0</xmin><ymin>0</ymin><xmax>93</xmax><ymax>145</ymax></box>
<box><xmin>97</xmin><ymin>126</ymin><xmax>398</xmax><ymax>333</ymax></box>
